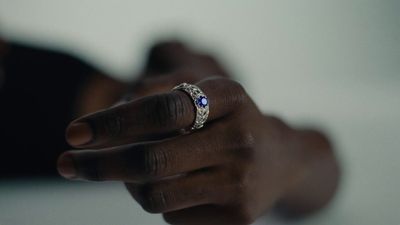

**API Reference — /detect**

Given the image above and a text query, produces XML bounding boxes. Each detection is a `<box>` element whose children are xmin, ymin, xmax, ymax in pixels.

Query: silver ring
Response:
<box><xmin>173</xmin><ymin>83</ymin><xmax>209</xmax><ymax>130</ymax></box>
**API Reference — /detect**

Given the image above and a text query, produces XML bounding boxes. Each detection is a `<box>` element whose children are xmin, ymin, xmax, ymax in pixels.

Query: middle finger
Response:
<box><xmin>58</xmin><ymin>121</ymin><xmax>237</xmax><ymax>182</ymax></box>
<box><xmin>65</xmin><ymin>77</ymin><xmax>246</xmax><ymax>149</ymax></box>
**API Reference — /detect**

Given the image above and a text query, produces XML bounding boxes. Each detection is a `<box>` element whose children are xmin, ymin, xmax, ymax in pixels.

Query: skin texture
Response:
<box><xmin>58</xmin><ymin>42</ymin><xmax>340</xmax><ymax>225</ymax></box>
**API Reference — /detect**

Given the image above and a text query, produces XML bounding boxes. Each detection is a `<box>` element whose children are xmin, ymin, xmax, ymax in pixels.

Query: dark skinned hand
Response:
<box><xmin>58</xmin><ymin>42</ymin><xmax>340</xmax><ymax>225</ymax></box>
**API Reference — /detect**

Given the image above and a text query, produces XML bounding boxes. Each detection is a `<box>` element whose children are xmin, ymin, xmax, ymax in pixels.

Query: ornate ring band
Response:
<box><xmin>172</xmin><ymin>83</ymin><xmax>209</xmax><ymax>130</ymax></box>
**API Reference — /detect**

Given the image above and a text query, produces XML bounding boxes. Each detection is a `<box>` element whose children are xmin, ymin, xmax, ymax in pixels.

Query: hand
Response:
<box><xmin>57</xmin><ymin>76</ymin><xmax>339</xmax><ymax>225</ymax></box>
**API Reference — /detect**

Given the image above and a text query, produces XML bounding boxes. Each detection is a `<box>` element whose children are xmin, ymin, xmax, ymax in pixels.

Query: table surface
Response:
<box><xmin>0</xmin><ymin>1</ymin><xmax>399</xmax><ymax>224</ymax></box>
<box><xmin>0</xmin><ymin>178</ymin><xmax>338</xmax><ymax>225</ymax></box>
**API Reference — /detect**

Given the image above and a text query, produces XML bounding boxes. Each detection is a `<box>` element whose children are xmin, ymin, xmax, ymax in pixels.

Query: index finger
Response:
<box><xmin>66</xmin><ymin>77</ymin><xmax>248</xmax><ymax>148</ymax></box>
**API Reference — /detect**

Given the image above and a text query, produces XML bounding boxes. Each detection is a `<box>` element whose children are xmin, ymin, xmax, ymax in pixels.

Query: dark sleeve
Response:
<box><xmin>0</xmin><ymin>42</ymin><xmax>97</xmax><ymax>177</ymax></box>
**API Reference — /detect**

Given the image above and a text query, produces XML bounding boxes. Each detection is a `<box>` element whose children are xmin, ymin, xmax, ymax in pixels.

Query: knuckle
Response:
<box><xmin>147</xmin><ymin>93</ymin><xmax>186</xmax><ymax>128</ymax></box>
<box><xmin>125</xmin><ymin>144</ymin><xmax>169</xmax><ymax>180</ymax></box>
<box><xmin>142</xmin><ymin>147</ymin><xmax>168</xmax><ymax>177</ymax></box>
<box><xmin>236</xmin><ymin>127</ymin><xmax>256</xmax><ymax>150</ymax></box>
<box><xmin>224</xmin><ymin>79</ymin><xmax>248</xmax><ymax>104</ymax></box>
<box><xmin>205</xmin><ymin>78</ymin><xmax>249</xmax><ymax>107</ymax></box>
<box><xmin>230</xmin><ymin>125</ymin><xmax>256</xmax><ymax>160</ymax></box>
<box><xmin>140</xmin><ymin>185</ymin><xmax>170</xmax><ymax>213</ymax></box>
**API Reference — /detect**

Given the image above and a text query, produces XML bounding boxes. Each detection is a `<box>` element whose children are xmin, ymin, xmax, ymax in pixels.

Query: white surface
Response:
<box><xmin>0</xmin><ymin>1</ymin><xmax>399</xmax><ymax>224</ymax></box>
<box><xmin>0</xmin><ymin>179</ymin><xmax>327</xmax><ymax>225</ymax></box>
<box><xmin>0</xmin><ymin>179</ymin><xmax>165</xmax><ymax>225</ymax></box>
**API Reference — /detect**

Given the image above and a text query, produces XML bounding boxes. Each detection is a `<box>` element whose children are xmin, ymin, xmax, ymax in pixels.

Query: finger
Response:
<box><xmin>144</xmin><ymin>41</ymin><xmax>193</xmax><ymax>74</ymax></box>
<box><xmin>163</xmin><ymin>205</ymin><xmax>253</xmax><ymax>225</ymax></box>
<box><xmin>58</xmin><ymin>122</ymin><xmax>239</xmax><ymax>182</ymax></box>
<box><xmin>193</xmin><ymin>53</ymin><xmax>230</xmax><ymax>78</ymax></box>
<box><xmin>125</xmin><ymin>169</ymin><xmax>227</xmax><ymax>214</ymax></box>
<box><xmin>66</xmin><ymin>77</ymin><xmax>248</xmax><ymax>148</ymax></box>
<box><xmin>143</xmin><ymin>41</ymin><xmax>230</xmax><ymax>77</ymax></box>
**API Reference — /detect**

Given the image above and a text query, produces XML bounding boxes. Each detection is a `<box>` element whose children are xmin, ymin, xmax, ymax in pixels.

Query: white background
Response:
<box><xmin>0</xmin><ymin>0</ymin><xmax>399</xmax><ymax>224</ymax></box>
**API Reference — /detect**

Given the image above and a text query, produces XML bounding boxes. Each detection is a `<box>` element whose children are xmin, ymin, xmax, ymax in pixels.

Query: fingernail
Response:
<box><xmin>66</xmin><ymin>122</ymin><xmax>93</xmax><ymax>146</ymax></box>
<box><xmin>57</xmin><ymin>153</ymin><xmax>77</xmax><ymax>179</ymax></box>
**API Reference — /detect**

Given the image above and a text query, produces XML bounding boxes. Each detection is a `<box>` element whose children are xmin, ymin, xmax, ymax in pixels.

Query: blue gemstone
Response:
<box><xmin>196</xmin><ymin>96</ymin><xmax>208</xmax><ymax>108</ymax></box>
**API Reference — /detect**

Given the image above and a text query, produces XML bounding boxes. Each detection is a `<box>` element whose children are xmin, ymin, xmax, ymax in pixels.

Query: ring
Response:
<box><xmin>173</xmin><ymin>83</ymin><xmax>209</xmax><ymax>130</ymax></box>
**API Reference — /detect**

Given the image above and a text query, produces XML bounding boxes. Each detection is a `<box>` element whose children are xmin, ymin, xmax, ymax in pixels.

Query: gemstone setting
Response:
<box><xmin>196</xmin><ymin>96</ymin><xmax>208</xmax><ymax>108</ymax></box>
